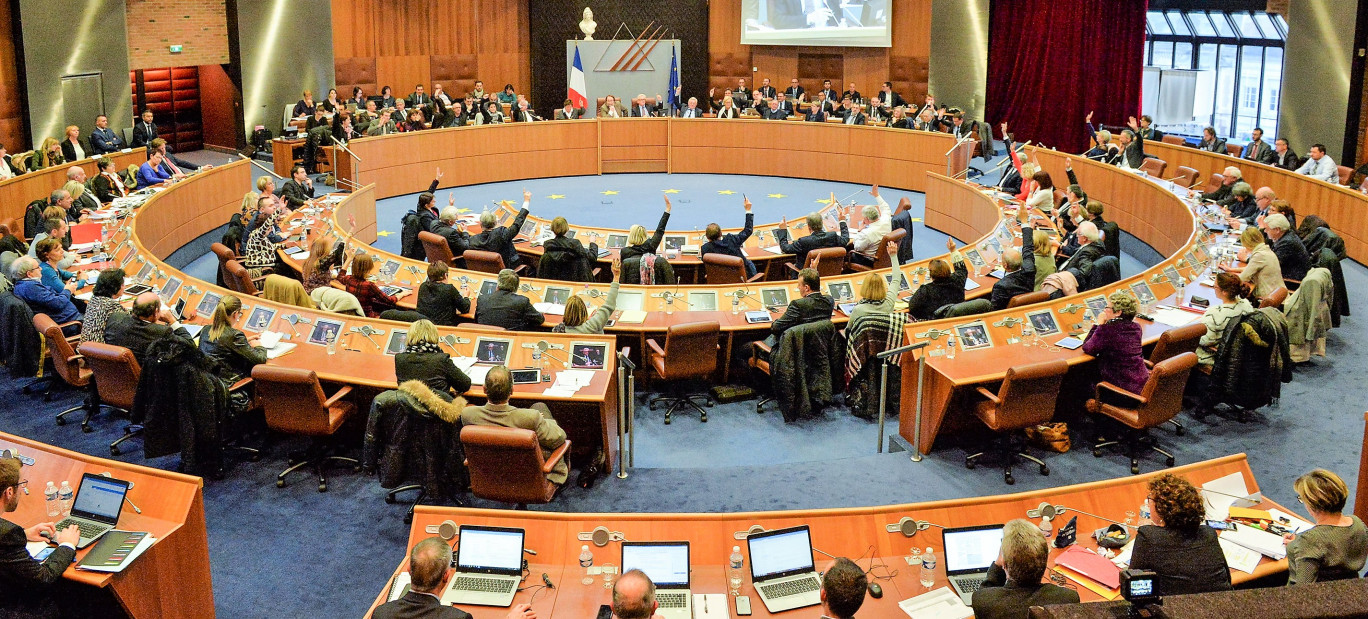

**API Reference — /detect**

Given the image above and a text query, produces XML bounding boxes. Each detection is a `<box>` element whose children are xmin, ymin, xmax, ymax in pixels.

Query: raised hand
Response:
<box><xmin>742</xmin><ymin>196</ymin><xmax>752</xmax><ymax>212</ymax></box>
<box><xmin>709</xmin><ymin>87</ymin><xmax>716</xmax><ymax>97</ymax></box>
<box><xmin>869</xmin><ymin>184</ymin><xmax>880</xmax><ymax>197</ymax></box>
<box><xmin>1000</xmin><ymin>121</ymin><xmax>1009</xmax><ymax>137</ymax></box>
<box><xmin>945</xmin><ymin>238</ymin><xmax>956</xmax><ymax>252</ymax></box>
<box><xmin>523</xmin><ymin>189</ymin><xmax>532</xmax><ymax>203</ymax></box>
<box><xmin>448</xmin><ymin>193</ymin><xmax>455</xmax><ymax>207</ymax></box>
<box><xmin>886</xmin><ymin>241</ymin><xmax>898</xmax><ymax>257</ymax></box>
<box><xmin>663</xmin><ymin>195</ymin><xmax>672</xmax><ymax>212</ymax></box>
<box><xmin>1127</xmin><ymin>116</ymin><xmax>1139</xmax><ymax>130</ymax></box>
<box><xmin>611</xmin><ymin>258</ymin><xmax>621</xmax><ymax>277</ymax></box>
<box><xmin>1065</xmin><ymin>157</ymin><xmax>1072</xmax><ymax>170</ymax></box>
<box><xmin>435</xmin><ymin>167</ymin><xmax>444</xmax><ymax>181</ymax></box>
<box><xmin>1085</xmin><ymin>111</ymin><xmax>1093</xmax><ymax>124</ymax></box>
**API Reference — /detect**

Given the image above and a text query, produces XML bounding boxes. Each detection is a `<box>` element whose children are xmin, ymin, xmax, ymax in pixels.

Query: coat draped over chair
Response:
<box><xmin>1283</xmin><ymin>268</ymin><xmax>1333</xmax><ymax>362</ymax></box>
<box><xmin>771</xmin><ymin>320</ymin><xmax>845</xmax><ymax>422</ymax></box>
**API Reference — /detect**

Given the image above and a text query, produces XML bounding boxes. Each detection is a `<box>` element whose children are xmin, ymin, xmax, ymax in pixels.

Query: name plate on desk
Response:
<box><xmin>928</xmin><ymin>348</ymin><xmax>946</xmax><ymax>357</ymax></box>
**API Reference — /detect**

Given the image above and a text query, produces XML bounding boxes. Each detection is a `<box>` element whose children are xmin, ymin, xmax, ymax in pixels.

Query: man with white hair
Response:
<box><xmin>468</xmin><ymin>190</ymin><xmax>531</xmax><ymax>272</ymax></box>
<box><xmin>1263</xmin><ymin>213</ymin><xmax>1311</xmax><ymax>281</ymax></box>
<box><xmin>66</xmin><ymin>166</ymin><xmax>100</xmax><ymax>214</ymax></box>
<box><xmin>972</xmin><ymin>519</ymin><xmax>1079</xmax><ymax>618</ymax></box>
<box><xmin>848</xmin><ymin>184</ymin><xmax>892</xmax><ymax>266</ymax></box>
<box><xmin>1058</xmin><ymin>219</ymin><xmax>1104</xmax><ymax>279</ymax></box>
<box><xmin>630</xmin><ymin>94</ymin><xmax>654</xmax><ymax>118</ymax></box>
<box><xmin>11</xmin><ymin>256</ymin><xmax>83</xmax><ymax>334</ymax></box>
<box><xmin>989</xmin><ymin>227</ymin><xmax>1039</xmax><ymax>311</ymax></box>
<box><xmin>1197</xmin><ymin>166</ymin><xmax>1243</xmax><ymax>203</ymax></box>
<box><xmin>431</xmin><ymin>204</ymin><xmax>470</xmax><ymax>261</ymax></box>
<box><xmin>1230</xmin><ymin>186</ymin><xmax>1276</xmax><ymax>228</ymax></box>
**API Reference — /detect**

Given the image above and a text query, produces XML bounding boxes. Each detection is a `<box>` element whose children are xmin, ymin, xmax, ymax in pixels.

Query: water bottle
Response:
<box><xmin>729</xmin><ymin>546</ymin><xmax>744</xmax><ymax>569</ymax></box>
<box><xmin>579</xmin><ymin>545</ymin><xmax>594</xmax><ymax>586</ymax></box>
<box><xmin>326</xmin><ymin>333</ymin><xmax>338</xmax><ymax>355</ymax></box>
<box><xmin>919</xmin><ymin>547</ymin><xmax>936</xmax><ymax>588</ymax></box>
<box><xmin>44</xmin><ymin>482</ymin><xmax>59</xmax><ymax>517</ymax></box>
<box><xmin>58</xmin><ymin>481</ymin><xmax>74</xmax><ymax>516</ymax></box>
<box><xmin>1039</xmin><ymin>516</ymin><xmax>1054</xmax><ymax>538</ymax></box>
<box><xmin>945</xmin><ymin>336</ymin><xmax>956</xmax><ymax>360</ymax></box>
<box><xmin>1140</xmin><ymin>498</ymin><xmax>1152</xmax><ymax>521</ymax></box>
<box><xmin>1177</xmin><ymin>278</ymin><xmax>1186</xmax><ymax>305</ymax></box>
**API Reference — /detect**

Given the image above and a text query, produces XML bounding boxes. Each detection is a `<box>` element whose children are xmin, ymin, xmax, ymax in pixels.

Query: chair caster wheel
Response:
<box><xmin>318</xmin><ymin>484</ymin><xmax>327</xmax><ymax>492</ymax></box>
<box><xmin>700</xmin><ymin>413</ymin><xmax>708</xmax><ymax>422</ymax></box>
<box><xmin>755</xmin><ymin>404</ymin><xmax>763</xmax><ymax>413</ymax></box>
<box><xmin>249</xmin><ymin>454</ymin><xmax>260</xmax><ymax>462</ymax></box>
<box><xmin>55</xmin><ymin>417</ymin><xmax>65</xmax><ymax>426</ymax></box>
<box><xmin>1005</xmin><ymin>474</ymin><xmax>1015</xmax><ymax>485</ymax></box>
<box><xmin>110</xmin><ymin>446</ymin><xmax>119</xmax><ymax>456</ymax></box>
<box><xmin>276</xmin><ymin>479</ymin><xmax>286</xmax><ymax>488</ymax></box>
<box><xmin>965</xmin><ymin>460</ymin><xmax>976</xmax><ymax>470</ymax></box>
<box><xmin>403</xmin><ymin>513</ymin><xmax>413</xmax><ymax>524</ymax></box>
<box><xmin>1040</xmin><ymin>465</ymin><xmax>1050</xmax><ymax>475</ymax></box>
<box><xmin>1130</xmin><ymin>461</ymin><xmax>1140</xmax><ymax>474</ymax></box>
<box><xmin>649</xmin><ymin>402</ymin><xmax>659</xmax><ymax>411</ymax></box>
<box><xmin>1165</xmin><ymin>456</ymin><xmax>1175</xmax><ymax>466</ymax></box>
<box><xmin>706</xmin><ymin>399</ymin><xmax>715</xmax><ymax>407</ymax></box>
<box><xmin>1092</xmin><ymin>449</ymin><xmax>1102</xmax><ymax>457</ymax></box>
<box><xmin>664</xmin><ymin>415</ymin><xmax>671</xmax><ymax>425</ymax></box>
<box><xmin>82</xmin><ymin>425</ymin><xmax>92</xmax><ymax>434</ymax></box>
<box><xmin>1175</xmin><ymin>426</ymin><xmax>1185</xmax><ymax>436</ymax></box>
<box><xmin>385</xmin><ymin>495</ymin><xmax>396</xmax><ymax>504</ymax></box>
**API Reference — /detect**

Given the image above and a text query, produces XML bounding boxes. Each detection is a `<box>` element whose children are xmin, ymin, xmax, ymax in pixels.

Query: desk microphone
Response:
<box><xmin>542</xmin><ymin>573</ymin><xmax>555</xmax><ymax>589</ymax></box>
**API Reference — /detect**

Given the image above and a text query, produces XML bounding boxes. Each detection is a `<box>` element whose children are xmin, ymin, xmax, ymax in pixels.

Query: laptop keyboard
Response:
<box><xmin>759</xmin><ymin>576</ymin><xmax>819</xmax><ymax>599</ymax></box>
<box><xmin>657</xmin><ymin>592</ymin><xmax>688</xmax><ymax>608</ymax></box>
<box><xmin>55</xmin><ymin>518</ymin><xmax>105</xmax><ymax>539</ymax></box>
<box><xmin>950</xmin><ymin>575</ymin><xmax>982</xmax><ymax>594</ymax></box>
<box><xmin>453</xmin><ymin>576</ymin><xmax>515</xmax><ymax>594</ymax></box>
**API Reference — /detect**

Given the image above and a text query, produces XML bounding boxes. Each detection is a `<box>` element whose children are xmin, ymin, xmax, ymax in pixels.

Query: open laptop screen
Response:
<box><xmin>942</xmin><ymin>524</ymin><xmax>1005</xmax><ymax>575</ymax></box>
<box><xmin>748</xmin><ymin>525</ymin><xmax>814</xmax><ymax>581</ymax></box>
<box><xmin>456</xmin><ymin>526</ymin><xmax>524</xmax><ymax>574</ymax></box>
<box><xmin>622</xmin><ymin>542</ymin><xmax>690</xmax><ymax>588</ymax></box>
<box><xmin>71</xmin><ymin>474</ymin><xmax>129</xmax><ymax>524</ymax></box>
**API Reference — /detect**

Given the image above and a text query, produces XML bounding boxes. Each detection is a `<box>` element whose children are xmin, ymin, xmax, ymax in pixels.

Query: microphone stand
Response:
<box><xmin>238</xmin><ymin>154</ymin><xmax>284</xmax><ymax>179</ymax></box>
<box><xmin>876</xmin><ymin>341</ymin><xmax>928</xmax><ymax>456</ymax></box>
<box><xmin>329</xmin><ymin>135</ymin><xmax>363</xmax><ymax>191</ymax></box>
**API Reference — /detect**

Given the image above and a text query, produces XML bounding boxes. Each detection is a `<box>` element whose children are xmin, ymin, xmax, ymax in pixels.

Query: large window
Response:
<box><xmin>1144</xmin><ymin>9</ymin><xmax>1286</xmax><ymax>140</ymax></box>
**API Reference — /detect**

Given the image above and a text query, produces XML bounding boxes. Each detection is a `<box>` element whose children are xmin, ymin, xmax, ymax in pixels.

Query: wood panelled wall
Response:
<box><xmin>0</xmin><ymin>0</ymin><xmax>25</xmax><ymax>151</ymax></box>
<box><xmin>331</xmin><ymin>0</ymin><xmax>530</xmax><ymax>103</ymax></box>
<box><xmin>709</xmin><ymin>0</ymin><xmax>932</xmax><ymax>104</ymax></box>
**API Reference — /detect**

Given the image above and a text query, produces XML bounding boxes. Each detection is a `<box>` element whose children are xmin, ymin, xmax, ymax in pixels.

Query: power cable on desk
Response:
<box><xmin>853</xmin><ymin>545</ymin><xmax>898</xmax><ymax>582</ymax></box>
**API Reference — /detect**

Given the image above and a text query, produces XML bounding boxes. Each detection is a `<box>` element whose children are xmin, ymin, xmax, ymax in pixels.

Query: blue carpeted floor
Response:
<box><xmin>8</xmin><ymin>151</ymin><xmax>1362</xmax><ymax>617</ymax></box>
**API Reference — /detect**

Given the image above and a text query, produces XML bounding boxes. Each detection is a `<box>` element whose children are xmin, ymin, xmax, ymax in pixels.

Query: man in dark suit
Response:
<box><xmin>1265</xmin><ymin>214</ymin><xmax>1310</xmax><ymax>281</ymax></box>
<box><xmin>764</xmin><ymin>267</ymin><xmax>833</xmax><ymax>352</ymax></box>
<box><xmin>554</xmin><ymin>100</ymin><xmax>583</xmax><ymax>120</ymax></box>
<box><xmin>784</xmin><ymin>78</ymin><xmax>805</xmax><ymax>104</ymax></box>
<box><xmin>758</xmin><ymin>78</ymin><xmax>777</xmax><ymax>99</ymax></box>
<box><xmin>988</xmin><ymin>228</ymin><xmax>1037</xmax><ymax>311</ymax></box>
<box><xmin>1058</xmin><ymin>221</ymin><xmax>1104</xmax><ymax>282</ymax></box>
<box><xmin>1116</xmin><ymin>117</ymin><xmax>1146</xmax><ymax>169</ymax></box>
<box><xmin>104</xmin><ymin>293</ymin><xmax>193</xmax><ymax>366</ymax></box>
<box><xmin>1271</xmin><ymin>138</ymin><xmax>1301</xmax><ymax>171</ymax></box>
<box><xmin>474</xmin><ymin>269</ymin><xmax>544</xmax><ymax>331</ymax></box>
<box><xmin>873</xmin><ymin>81</ymin><xmax>904</xmax><ymax>119</ymax></box>
<box><xmin>701</xmin><ymin>196</ymin><xmax>756</xmax><ymax>278</ymax></box>
<box><xmin>971</xmin><ymin>519</ymin><xmax>1079</xmax><ymax>619</ymax></box>
<box><xmin>469</xmin><ymin>190</ymin><xmax>531</xmax><ymax>271</ymax></box>
<box><xmin>839</xmin><ymin>102</ymin><xmax>867</xmax><ymax>125</ymax></box>
<box><xmin>1085</xmin><ymin>202</ymin><xmax>1121</xmax><ymax>258</ymax></box>
<box><xmin>89</xmin><ymin>114</ymin><xmax>124</xmax><ymax>155</ymax></box>
<box><xmin>677</xmin><ymin>97</ymin><xmax>705</xmax><ymax>118</ymax></box>
<box><xmin>1243</xmin><ymin>127</ymin><xmax>1273</xmax><ymax>163</ymax></box>
<box><xmin>132</xmin><ymin>109</ymin><xmax>158</xmax><ymax>148</ymax></box>
<box><xmin>629</xmin><ymin>95</ymin><xmax>655</xmax><ymax>118</ymax></box>
<box><xmin>407</xmin><ymin>84</ymin><xmax>431</xmax><ymax>108</ymax></box>
<box><xmin>0</xmin><ymin>456</ymin><xmax>81</xmax><ymax>618</ymax></box>
<box><xmin>817</xmin><ymin>80</ymin><xmax>840</xmax><ymax>107</ymax></box>
<box><xmin>373</xmin><ymin>537</ymin><xmax>537</xmax><ymax>619</ymax></box>
<box><xmin>776</xmin><ymin>208</ymin><xmax>850</xmax><ymax>269</ymax></box>
<box><xmin>509</xmin><ymin>100</ymin><xmax>537</xmax><ymax>123</ymax></box>
<box><xmin>280</xmin><ymin>165</ymin><xmax>315</xmax><ymax>210</ymax></box>
<box><xmin>431</xmin><ymin>205</ymin><xmax>470</xmax><ymax>265</ymax></box>
<box><xmin>762</xmin><ymin>99</ymin><xmax>788</xmax><ymax>120</ymax></box>
<box><xmin>803</xmin><ymin>105</ymin><xmax>828</xmax><ymax>123</ymax></box>
<box><xmin>809</xmin><ymin>90</ymin><xmax>835</xmax><ymax>115</ymax></box>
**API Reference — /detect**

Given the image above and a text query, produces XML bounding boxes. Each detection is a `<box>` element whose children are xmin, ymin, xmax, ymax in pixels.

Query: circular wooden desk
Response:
<box><xmin>0</xmin><ymin>149</ymin><xmax>147</xmax><ymax>229</ymax></box>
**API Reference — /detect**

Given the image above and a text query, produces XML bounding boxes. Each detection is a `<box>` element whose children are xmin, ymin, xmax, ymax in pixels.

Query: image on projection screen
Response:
<box><xmin>741</xmin><ymin>0</ymin><xmax>891</xmax><ymax>47</ymax></box>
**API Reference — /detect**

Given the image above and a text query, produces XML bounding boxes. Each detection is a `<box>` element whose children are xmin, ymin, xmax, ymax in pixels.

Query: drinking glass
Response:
<box><xmin>729</xmin><ymin>568</ymin><xmax>743</xmax><ymax>596</ymax></box>
<box><xmin>601</xmin><ymin>563</ymin><xmax>615</xmax><ymax>589</ymax></box>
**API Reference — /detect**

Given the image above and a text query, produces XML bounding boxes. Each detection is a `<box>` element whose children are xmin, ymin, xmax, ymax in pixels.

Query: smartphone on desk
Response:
<box><xmin>596</xmin><ymin>604</ymin><xmax>612</xmax><ymax>619</ymax></box>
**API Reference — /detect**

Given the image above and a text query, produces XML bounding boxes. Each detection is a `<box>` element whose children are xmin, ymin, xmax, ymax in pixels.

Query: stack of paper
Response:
<box><xmin>1217</xmin><ymin>537</ymin><xmax>1263</xmax><ymax>574</ymax></box>
<box><xmin>898</xmin><ymin>586</ymin><xmax>972</xmax><ymax>619</ymax></box>
<box><xmin>1220</xmin><ymin>523</ymin><xmax>1287</xmax><ymax>560</ymax></box>
<box><xmin>1201</xmin><ymin>472</ymin><xmax>1262</xmax><ymax>521</ymax></box>
<box><xmin>1150</xmin><ymin>307</ymin><xmax>1200</xmax><ymax>327</ymax></box>
<box><xmin>452</xmin><ymin>357</ymin><xmax>479</xmax><ymax>373</ymax></box>
<box><xmin>467</xmin><ymin>365</ymin><xmax>493</xmax><ymax>385</ymax></box>
<box><xmin>533</xmin><ymin>302</ymin><xmax>566</xmax><ymax>315</ymax></box>
<box><xmin>617</xmin><ymin>310</ymin><xmax>648</xmax><ymax>324</ymax></box>
<box><xmin>963</xmin><ymin>279</ymin><xmax>981</xmax><ymax>291</ymax></box>
<box><xmin>692</xmin><ymin>594</ymin><xmax>728</xmax><ymax>619</ymax></box>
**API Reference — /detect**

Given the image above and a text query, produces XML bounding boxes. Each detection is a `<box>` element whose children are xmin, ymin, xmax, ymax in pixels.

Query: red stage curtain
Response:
<box><xmin>986</xmin><ymin>0</ymin><xmax>1148</xmax><ymax>154</ymax></box>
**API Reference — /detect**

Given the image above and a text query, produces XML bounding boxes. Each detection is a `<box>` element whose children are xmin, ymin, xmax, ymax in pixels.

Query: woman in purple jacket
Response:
<box><xmin>1082</xmin><ymin>290</ymin><xmax>1150</xmax><ymax>398</ymax></box>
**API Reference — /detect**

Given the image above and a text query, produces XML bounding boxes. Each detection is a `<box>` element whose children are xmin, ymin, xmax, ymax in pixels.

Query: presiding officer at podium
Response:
<box><xmin>0</xmin><ymin>455</ymin><xmax>80</xmax><ymax>618</ymax></box>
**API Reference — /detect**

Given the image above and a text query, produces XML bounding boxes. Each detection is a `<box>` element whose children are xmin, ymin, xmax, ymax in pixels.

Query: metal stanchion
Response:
<box><xmin>875</xmin><ymin>342</ymin><xmax>927</xmax><ymax>455</ymax></box>
<box><xmin>617</xmin><ymin>349</ymin><xmax>636</xmax><ymax>478</ymax></box>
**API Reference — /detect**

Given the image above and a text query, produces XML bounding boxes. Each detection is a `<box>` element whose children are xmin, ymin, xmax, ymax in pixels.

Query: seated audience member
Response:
<box><xmin>1115</xmin><ymin>117</ymin><xmax>1146</xmax><ymax>170</ymax></box>
<box><xmin>540</xmin><ymin>216</ymin><xmax>599</xmax><ymax>282</ymax></box>
<box><xmin>242</xmin><ymin>200</ymin><xmax>283</xmax><ymax>274</ymax></box>
<box><xmin>1081</xmin><ymin>202</ymin><xmax>1120</xmax><ymax>259</ymax></box>
<box><xmin>137</xmin><ymin>151</ymin><xmax>173</xmax><ymax>187</ymax></box>
<box><xmin>461</xmin><ymin>365</ymin><xmax>568</xmax><ymax>485</ymax></box>
<box><xmin>763</xmin><ymin>267</ymin><xmax>833</xmax><ymax>355</ymax></box>
<box><xmin>1267</xmin><ymin>199</ymin><xmax>1296</xmax><ymax>231</ymax></box>
<box><xmin>0</xmin><ymin>223</ymin><xmax>26</xmax><ymax>257</ymax></box>
<box><xmin>988</xmin><ymin>235</ymin><xmax>1037</xmax><ymax>311</ymax></box>
<box><xmin>628</xmin><ymin>94</ymin><xmax>654</xmax><ymax>118</ymax></box>
<box><xmin>104</xmin><ymin>292</ymin><xmax>191</xmax><ymax>365</ymax></box>
<box><xmin>365</xmin><ymin>110</ymin><xmax>396</xmax><ymax>136</ymax></box>
<box><xmin>475</xmin><ymin>269</ymin><xmax>544</xmax><ymax>331</ymax></box>
<box><xmin>1130</xmin><ymin>473</ymin><xmax>1232</xmax><ymax>595</ymax></box>
<box><xmin>372</xmin><ymin>536</ymin><xmax>536</xmax><ymax>619</ymax></box>
<box><xmin>58</xmin><ymin>126</ymin><xmax>86</xmax><ymax>162</ymax></box>
<box><xmin>598</xmin><ymin>95</ymin><xmax>624</xmax><ymax>118</ymax></box>
<box><xmin>1197</xmin><ymin>166</ymin><xmax>1241</xmax><ymax>204</ymax></box>
<box><xmin>1057</xmin><ymin>221</ymin><xmax>1103</xmax><ymax>281</ymax></box>
<box><xmin>817</xmin><ymin>558</ymin><xmax>868</xmax><ymax>619</ymax></box>
<box><xmin>89</xmin><ymin>114</ymin><xmax>124</xmax><ymax>154</ymax></box>
<box><xmin>1196</xmin><ymin>126</ymin><xmax>1227</xmax><ymax>153</ymax></box>
<box><xmin>1025</xmin><ymin>171</ymin><xmax>1054</xmax><ymax>215</ymax></box>
<box><xmin>1264</xmin><ymin>213</ymin><xmax>1311</xmax><ymax>281</ymax></box>
<box><xmin>431</xmin><ymin>205</ymin><xmax>471</xmax><ymax>263</ymax></box>
<box><xmin>776</xmin><ymin>209</ymin><xmax>850</xmax><ymax>270</ymax></box>
<box><xmin>678</xmin><ymin>97</ymin><xmax>704</xmax><ymax>118</ymax></box>
<box><xmin>33</xmin><ymin>238</ymin><xmax>78</xmax><ymax>301</ymax></box>
<box><xmin>197</xmin><ymin>294</ymin><xmax>266</xmax><ymax>385</ymax></box>
<box><xmin>1220</xmin><ymin>226</ymin><xmax>1282</xmax><ymax>300</ymax></box>
<box><xmin>973</xmin><ymin>519</ymin><xmax>1079</xmax><ymax>619</ymax></box>
<box><xmin>886</xmin><ymin>106</ymin><xmax>912</xmax><ymax>128</ymax></box>
<box><xmin>1285</xmin><ymin>469</ymin><xmax>1368</xmax><ymax>585</ymax></box>
<box><xmin>29</xmin><ymin>137</ymin><xmax>64</xmax><ymax>171</ymax></box>
<box><xmin>293</xmin><ymin>90</ymin><xmax>316</xmax><ymax>118</ymax></box>
<box><xmin>132</xmin><ymin>108</ymin><xmax>159</xmax><ymax>148</ymax></box>
<box><xmin>1295</xmin><ymin>144</ymin><xmax>1339</xmax><ymax>183</ymax></box>
<box><xmin>305</xmin><ymin>106</ymin><xmax>329</xmax><ymax>134</ymax></box>
<box><xmin>395</xmin><ymin>319</ymin><xmax>471</xmax><ymax>402</ymax></box>
<box><xmin>497</xmin><ymin>84</ymin><xmax>517</xmax><ymax>105</ymax></box>
<box><xmin>556</xmin><ymin>263</ymin><xmax>620</xmax><ymax>335</ymax></box>
<box><xmin>848</xmin><ymin>242</ymin><xmax>905</xmax><ymax>324</ymax></box>
<box><xmin>281</xmin><ymin>165</ymin><xmax>314</xmax><ymax>210</ymax></box>
<box><xmin>150</xmin><ymin>138</ymin><xmax>200</xmax><ymax>175</ymax></box>
<box><xmin>848</xmin><ymin>185</ymin><xmax>892</xmax><ymax>266</ymax></box>
<box><xmin>774</xmin><ymin>92</ymin><xmax>794</xmax><ymax>116</ymax></box>
<box><xmin>300</xmin><ymin>235</ymin><xmax>343</xmax><ymax>292</ymax></box>
<box><xmin>509</xmin><ymin>100</ymin><xmax>537</xmax><ymax>123</ymax></box>
<box><xmin>28</xmin><ymin>218</ymin><xmax>75</xmax><ymax>270</ymax></box>
<box><xmin>612</xmin><ymin>569</ymin><xmax>658</xmax><ymax>619</ymax></box>
<box><xmin>1083</xmin><ymin>112</ymin><xmax>1119</xmax><ymax>164</ymax></box>
<box><xmin>554</xmin><ymin>99</ymin><xmax>583</xmax><ymax>120</ymax></box>
<box><xmin>1195</xmin><ymin>272</ymin><xmax>1254</xmax><ymax>369</ymax></box>
<box><xmin>469</xmin><ymin>190</ymin><xmax>531</xmax><ymax>271</ymax></box>
<box><xmin>63</xmin><ymin>181</ymin><xmax>96</xmax><ymax>220</ymax></box>
<box><xmin>350</xmin><ymin>86</ymin><xmax>367</xmax><ymax>107</ymax></box>
<box><xmin>378</xmin><ymin>85</ymin><xmax>396</xmax><ymax>109</ymax></box>
<box><xmin>907</xmin><ymin>239</ymin><xmax>968</xmax><ymax>320</ymax></box>
<box><xmin>337</xmin><ymin>253</ymin><xmax>403</xmax><ymax>318</ymax></box>
<box><xmin>762</xmin><ymin>98</ymin><xmax>787</xmax><ymax>120</ymax></box>
<box><xmin>1221</xmin><ymin>182</ymin><xmax>1257</xmax><ymax>221</ymax></box>
<box><xmin>416</xmin><ymin>261</ymin><xmax>470</xmax><ymax>327</ymax></box>
<box><xmin>0</xmin><ymin>455</ymin><xmax>82</xmax><ymax>618</ymax></box>
<box><xmin>1136</xmin><ymin>114</ymin><xmax>1163</xmax><ymax>140</ymax></box>
<box><xmin>1030</xmin><ymin>227</ymin><xmax>1056</xmax><ymax>290</ymax></box>
<box><xmin>841</xmin><ymin>102</ymin><xmax>867</xmax><ymax>125</ymax></box>
<box><xmin>11</xmin><ymin>256</ymin><xmax>82</xmax><ymax>334</ymax></box>
<box><xmin>482</xmin><ymin>100</ymin><xmax>505</xmax><ymax>124</ymax></box>
<box><xmin>804</xmin><ymin>100</ymin><xmax>828</xmax><ymax>122</ymax></box>
<box><xmin>700</xmin><ymin>196</ymin><xmax>756</xmax><ymax>278</ymax></box>
<box><xmin>92</xmin><ymin>158</ymin><xmax>129</xmax><ymax>202</ymax></box>
<box><xmin>1230</xmin><ymin>186</ymin><xmax>1276</xmax><ymax>229</ymax></box>
<box><xmin>619</xmin><ymin>197</ymin><xmax>673</xmax><ymax>284</ymax></box>
<box><xmin>1270</xmin><ymin>137</ymin><xmax>1301</xmax><ymax>171</ymax></box>
<box><xmin>715</xmin><ymin>95</ymin><xmax>740</xmax><ymax>119</ymax></box>
<box><xmin>0</xmin><ymin>142</ymin><xmax>16</xmax><ymax>180</ymax></box>
<box><xmin>842</xmin><ymin>82</ymin><xmax>862</xmax><ymax>103</ymax></box>
<box><xmin>1082</xmin><ymin>290</ymin><xmax>1150</xmax><ymax>396</ymax></box>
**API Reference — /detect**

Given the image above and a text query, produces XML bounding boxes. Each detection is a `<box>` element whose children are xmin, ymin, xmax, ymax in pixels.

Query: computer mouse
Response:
<box><xmin>867</xmin><ymin>582</ymin><xmax>882</xmax><ymax>599</ymax></box>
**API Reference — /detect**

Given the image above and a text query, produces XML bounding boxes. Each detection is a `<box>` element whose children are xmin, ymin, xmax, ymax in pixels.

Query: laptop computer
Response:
<box><xmin>441</xmin><ymin>525</ymin><xmax>524</xmax><ymax>607</ymax></box>
<box><xmin>942</xmin><ymin>523</ymin><xmax>1006</xmax><ymax>605</ymax></box>
<box><xmin>621</xmin><ymin>542</ymin><xmax>692</xmax><ymax>619</ymax></box>
<box><xmin>53</xmin><ymin>473</ymin><xmax>131</xmax><ymax>549</ymax></box>
<box><xmin>747</xmin><ymin>525</ymin><xmax>822</xmax><ymax>613</ymax></box>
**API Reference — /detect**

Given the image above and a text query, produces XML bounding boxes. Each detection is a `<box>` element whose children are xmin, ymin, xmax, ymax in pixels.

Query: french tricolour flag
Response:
<box><xmin>568</xmin><ymin>44</ymin><xmax>588</xmax><ymax>109</ymax></box>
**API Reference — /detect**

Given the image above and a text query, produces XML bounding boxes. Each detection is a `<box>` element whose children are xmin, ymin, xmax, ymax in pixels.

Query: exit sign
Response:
<box><xmin>169</xmin><ymin>45</ymin><xmax>183</xmax><ymax>53</ymax></box>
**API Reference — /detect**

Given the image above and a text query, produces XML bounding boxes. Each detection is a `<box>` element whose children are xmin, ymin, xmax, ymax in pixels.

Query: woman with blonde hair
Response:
<box><xmin>1031</xmin><ymin>229</ymin><xmax>1056</xmax><ymax>290</ymax></box>
<box><xmin>62</xmin><ymin>181</ymin><xmax>94</xmax><ymax>220</ymax></box>
<box><xmin>1220</xmin><ymin>225</ymin><xmax>1281</xmax><ymax>300</ymax></box>
<box><xmin>198</xmin><ymin>294</ymin><xmax>267</xmax><ymax>384</ymax></box>
<box><xmin>556</xmin><ymin>261</ymin><xmax>621</xmax><ymax>334</ymax></box>
<box><xmin>30</xmin><ymin>137</ymin><xmax>64</xmax><ymax>170</ymax></box>
<box><xmin>847</xmin><ymin>242</ymin><xmax>905</xmax><ymax>324</ymax></box>
<box><xmin>1285</xmin><ymin>468</ymin><xmax>1368</xmax><ymax>585</ymax></box>
<box><xmin>60</xmin><ymin>125</ymin><xmax>86</xmax><ymax>161</ymax></box>
<box><xmin>618</xmin><ymin>196</ymin><xmax>672</xmax><ymax>284</ymax></box>
<box><xmin>300</xmin><ymin>235</ymin><xmax>344</xmax><ymax>292</ymax></box>
<box><xmin>394</xmin><ymin>318</ymin><xmax>471</xmax><ymax>402</ymax></box>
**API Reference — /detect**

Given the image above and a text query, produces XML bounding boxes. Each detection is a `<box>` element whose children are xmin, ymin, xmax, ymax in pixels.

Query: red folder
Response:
<box><xmin>1053</xmin><ymin>545</ymin><xmax>1120</xmax><ymax>589</ymax></box>
<box><xmin>69</xmin><ymin>223</ymin><xmax>102</xmax><ymax>245</ymax></box>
